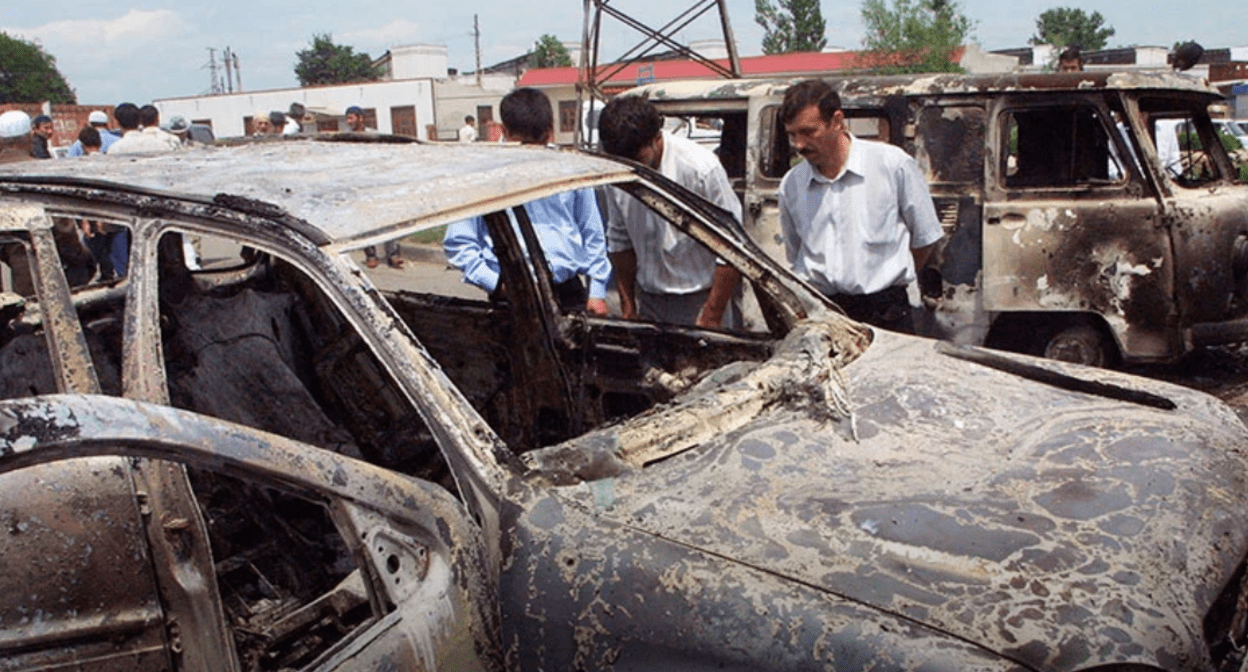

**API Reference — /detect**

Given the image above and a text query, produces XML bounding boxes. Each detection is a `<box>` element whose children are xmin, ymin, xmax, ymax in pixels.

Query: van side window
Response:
<box><xmin>1001</xmin><ymin>106</ymin><xmax>1123</xmax><ymax>188</ymax></box>
<box><xmin>760</xmin><ymin>106</ymin><xmax>795</xmax><ymax>179</ymax></box>
<box><xmin>1137</xmin><ymin>100</ymin><xmax>1227</xmax><ymax>188</ymax></box>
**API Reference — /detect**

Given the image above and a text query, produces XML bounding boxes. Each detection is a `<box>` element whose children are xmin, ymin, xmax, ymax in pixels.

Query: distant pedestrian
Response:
<box><xmin>68</xmin><ymin>110</ymin><xmax>120</xmax><ymax>156</ymax></box>
<box><xmin>162</xmin><ymin>115</ymin><xmax>192</xmax><ymax>146</ymax></box>
<box><xmin>139</xmin><ymin>104</ymin><xmax>182</xmax><ymax>150</ymax></box>
<box><xmin>1058</xmin><ymin>46</ymin><xmax>1083</xmax><ymax>72</ymax></box>
<box><xmin>284</xmin><ymin>103</ymin><xmax>305</xmax><ymax>135</ymax></box>
<box><xmin>459</xmin><ymin>115</ymin><xmax>477</xmax><ymax>143</ymax></box>
<box><xmin>1</xmin><ymin>111</ymin><xmax>35</xmax><ymax>293</ymax></box>
<box><xmin>344</xmin><ymin>106</ymin><xmax>372</xmax><ymax>134</ymax></box>
<box><xmin>344</xmin><ymin>105</ymin><xmax>401</xmax><ymax>268</ymax></box>
<box><xmin>30</xmin><ymin>115</ymin><xmax>54</xmax><ymax>159</ymax></box>
<box><xmin>110</xmin><ymin>103</ymin><xmax>174</xmax><ymax>155</ymax></box>
<box><xmin>76</xmin><ymin>127</ymin><xmax>103</xmax><ymax>154</ymax></box>
<box><xmin>0</xmin><ymin>110</ymin><xmax>33</xmax><ymax>166</ymax></box>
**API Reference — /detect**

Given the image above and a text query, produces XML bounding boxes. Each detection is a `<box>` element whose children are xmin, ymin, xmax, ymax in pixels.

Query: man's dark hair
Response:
<box><xmin>780</xmin><ymin>79</ymin><xmax>842</xmax><ymax>126</ymax></box>
<box><xmin>78</xmin><ymin>126</ymin><xmax>101</xmax><ymax>149</ymax></box>
<box><xmin>345</xmin><ymin>105</ymin><xmax>364</xmax><ymax>117</ymax></box>
<box><xmin>499</xmin><ymin>88</ymin><xmax>553</xmax><ymax>144</ymax></box>
<box><xmin>269</xmin><ymin>111</ymin><xmax>286</xmax><ymax>128</ymax></box>
<box><xmin>1059</xmin><ymin>45</ymin><xmax>1082</xmax><ymax>64</ymax></box>
<box><xmin>31</xmin><ymin>114</ymin><xmax>52</xmax><ymax>127</ymax></box>
<box><xmin>114</xmin><ymin>103</ymin><xmax>140</xmax><ymax>130</ymax></box>
<box><xmin>598</xmin><ymin>95</ymin><xmax>662</xmax><ymax>160</ymax></box>
<box><xmin>139</xmin><ymin>104</ymin><xmax>159</xmax><ymax>127</ymax></box>
<box><xmin>465</xmin><ymin>115</ymin><xmax>475</xmax><ymax>123</ymax></box>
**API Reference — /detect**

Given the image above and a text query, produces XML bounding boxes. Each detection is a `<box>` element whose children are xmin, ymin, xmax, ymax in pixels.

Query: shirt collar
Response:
<box><xmin>805</xmin><ymin>133</ymin><xmax>863</xmax><ymax>186</ymax></box>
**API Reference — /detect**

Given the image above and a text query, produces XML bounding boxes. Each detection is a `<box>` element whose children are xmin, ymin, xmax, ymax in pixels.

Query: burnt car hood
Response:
<box><xmin>552</xmin><ymin>329</ymin><xmax>1248</xmax><ymax>669</ymax></box>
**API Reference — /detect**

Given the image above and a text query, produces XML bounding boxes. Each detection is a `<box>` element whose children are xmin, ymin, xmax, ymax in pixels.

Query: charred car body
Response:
<box><xmin>632</xmin><ymin>71</ymin><xmax>1248</xmax><ymax>367</ymax></box>
<box><xmin>2</xmin><ymin>138</ymin><xmax>1248</xmax><ymax>671</ymax></box>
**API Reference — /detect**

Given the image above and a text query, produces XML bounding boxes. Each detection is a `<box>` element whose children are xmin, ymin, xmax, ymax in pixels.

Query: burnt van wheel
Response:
<box><xmin>1042</xmin><ymin>323</ymin><xmax>1113</xmax><ymax>368</ymax></box>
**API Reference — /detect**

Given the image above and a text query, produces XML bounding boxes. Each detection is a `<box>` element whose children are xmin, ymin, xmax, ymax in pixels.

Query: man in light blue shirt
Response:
<box><xmin>444</xmin><ymin>89</ymin><xmax>611</xmax><ymax>314</ymax></box>
<box><xmin>66</xmin><ymin>110</ymin><xmax>120</xmax><ymax>156</ymax></box>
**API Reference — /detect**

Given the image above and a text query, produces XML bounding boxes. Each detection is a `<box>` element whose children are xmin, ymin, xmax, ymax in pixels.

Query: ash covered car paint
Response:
<box><xmin>2</xmin><ymin>137</ymin><xmax>1248</xmax><ymax>671</ymax></box>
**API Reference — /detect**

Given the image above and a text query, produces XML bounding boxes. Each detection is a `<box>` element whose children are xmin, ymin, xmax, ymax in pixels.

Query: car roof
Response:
<box><xmin>0</xmin><ymin>137</ymin><xmax>635</xmax><ymax>245</ymax></box>
<box><xmin>630</xmin><ymin>70</ymin><xmax>1221</xmax><ymax>103</ymax></box>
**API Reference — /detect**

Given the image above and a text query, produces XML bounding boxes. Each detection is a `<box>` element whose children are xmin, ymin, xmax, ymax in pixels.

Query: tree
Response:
<box><xmin>294</xmin><ymin>34</ymin><xmax>381</xmax><ymax>87</ymax></box>
<box><xmin>528</xmin><ymin>34</ymin><xmax>572</xmax><ymax>69</ymax></box>
<box><xmin>755</xmin><ymin>0</ymin><xmax>827</xmax><ymax>54</ymax></box>
<box><xmin>1029</xmin><ymin>7</ymin><xmax>1114</xmax><ymax>51</ymax></box>
<box><xmin>0</xmin><ymin>32</ymin><xmax>75</xmax><ymax>104</ymax></box>
<box><xmin>859</xmin><ymin>0</ymin><xmax>973</xmax><ymax>74</ymax></box>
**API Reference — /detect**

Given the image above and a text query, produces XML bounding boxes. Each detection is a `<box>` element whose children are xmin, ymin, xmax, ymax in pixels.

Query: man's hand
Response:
<box><xmin>586</xmin><ymin>298</ymin><xmax>609</xmax><ymax>315</ymax></box>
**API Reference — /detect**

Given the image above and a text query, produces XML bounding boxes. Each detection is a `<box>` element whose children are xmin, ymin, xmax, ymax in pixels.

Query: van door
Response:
<box><xmin>980</xmin><ymin>94</ymin><xmax>1177</xmax><ymax>363</ymax></box>
<box><xmin>745</xmin><ymin>93</ymin><xmax>791</xmax><ymax>267</ymax></box>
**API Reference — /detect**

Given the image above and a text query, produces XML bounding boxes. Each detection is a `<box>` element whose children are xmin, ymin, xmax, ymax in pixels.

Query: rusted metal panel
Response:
<box><xmin>0</xmin><ymin>394</ymin><xmax>503</xmax><ymax>672</ymax></box>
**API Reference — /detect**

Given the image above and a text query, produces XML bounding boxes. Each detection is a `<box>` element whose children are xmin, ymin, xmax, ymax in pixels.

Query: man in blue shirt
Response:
<box><xmin>444</xmin><ymin>88</ymin><xmax>611</xmax><ymax>314</ymax></box>
<box><xmin>67</xmin><ymin>110</ymin><xmax>120</xmax><ymax>156</ymax></box>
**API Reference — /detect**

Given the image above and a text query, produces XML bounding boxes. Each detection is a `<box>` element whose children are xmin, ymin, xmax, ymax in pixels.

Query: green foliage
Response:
<box><xmin>755</xmin><ymin>0</ymin><xmax>827</xmax><ymax>55</ymax></box>
<box><xmin>859</xmin><ymin>0</ymin><xmax>973</xmax><ymax>74</ymax></box>
<box><xmin>1029</xmin><ymin>7</ymin><xmax>1114</xmax><ymax>51</ymax></box>
<box><xmin>528</xmin><ymin>34</ymin><xmax>573</xmax><ymax>69</ymax></box>
<box><xmin>294</xmin><ymin>34</ymin><xmax>381</xmax><ymax>87</ymax></box>
<box><xmin>0</xmin><ymin>32</ymin><xmax>75</xmax><ymax>104</ymax></box>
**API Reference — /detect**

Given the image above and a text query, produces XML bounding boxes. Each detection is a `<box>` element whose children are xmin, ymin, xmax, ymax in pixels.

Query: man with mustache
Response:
<box><xmin>777</xmin><ymin>79</ymin><xmax>943</xmax><ymax>333</ymax></box>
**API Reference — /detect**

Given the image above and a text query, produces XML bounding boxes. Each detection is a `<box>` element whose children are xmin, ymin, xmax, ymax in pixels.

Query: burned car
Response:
<box><xmin>2</xmin><ymin>138</ymin><xmax>1248</xmax><ymax>672</ymax></box>
<box><xmin>631</xmin><ymin>71</ymin><xmax>1248</xmax><ymax>367</ymax></box>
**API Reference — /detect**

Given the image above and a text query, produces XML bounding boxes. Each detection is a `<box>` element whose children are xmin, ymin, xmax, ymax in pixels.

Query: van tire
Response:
<box><xmin>1042</xmin><ymin>322</ymin><xmax>1114</xmax><ymax>368</ymax></box>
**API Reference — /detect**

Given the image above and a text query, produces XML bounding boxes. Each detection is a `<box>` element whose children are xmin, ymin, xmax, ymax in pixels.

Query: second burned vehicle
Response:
<box><xmin>631</xmin><ymin>70</ymin><xmax>1248</xmax><ymax>367</ymax></box>
<box><xmin>1</xmin><ymin>136</ymin><xmax>1248</xmax><ymax>671</ymax></box>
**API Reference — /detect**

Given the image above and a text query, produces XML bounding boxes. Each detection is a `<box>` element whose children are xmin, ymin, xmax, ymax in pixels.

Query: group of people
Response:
<box><xmin>0</xmin><ymin>103</ymin><xmax>197</xmax><ymax>163</ymax></box>
<box><xmin>0</xmin><ymin>102</ymin><xmax>194</xmax><ymax>294</ymax></box>
<box><xmin>443</xmin><ymin>82</ymin><xmax>942</xmax><ymax>334</ymax></box>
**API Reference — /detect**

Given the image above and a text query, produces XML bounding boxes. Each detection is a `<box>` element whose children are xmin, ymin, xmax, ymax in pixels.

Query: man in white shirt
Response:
<box><xmin>777</xmin><ymin>79</ymin><xmax>943</xmax><ymax>333</ymax></box>
<box><xmin>458</xmin><ymin>115</ymin><xmax>477</xmax><ymax>143</ymax></box>
<box><xmin>110</xmin><ymin>103</ymin><xmax>181</xmax><ymax>154</ymax></box>
<box><xmin>597</xmin><ymin>96</ymin><xmax>742</xmax><ymax>328</ymax></box>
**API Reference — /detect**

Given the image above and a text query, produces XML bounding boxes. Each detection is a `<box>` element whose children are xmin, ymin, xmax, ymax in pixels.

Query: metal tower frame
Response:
<box><xmin>576</xmin><ymin>0</ymin><xmax>742</xmax><ymax>146</ymax></box>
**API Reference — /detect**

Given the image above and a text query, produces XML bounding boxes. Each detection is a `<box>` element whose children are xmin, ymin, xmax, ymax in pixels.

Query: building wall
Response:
<box><xmin>156</xmin><ymin>79</ymin><xmax>436</xmax><ymax>138</ymax></box>
<box><xmin>431</xmin><ymin>81</ymin><xmax>504</xmax><ymax>141</ymax></box>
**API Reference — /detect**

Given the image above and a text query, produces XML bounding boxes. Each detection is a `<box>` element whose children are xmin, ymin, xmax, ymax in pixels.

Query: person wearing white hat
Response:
<box><xmin>0</xmin><ymin>110</ymin><xmax>34</xmax><ymax>165</ymax></box>
<box><xmin>0</xmin><ymin>110</ymin><xmax>35</xmax><ymax>293</ymax></box>
<box><xmin>67</xmin><ymin>110</ymin><xmax>120</xmax><ymax>156</ymax></box>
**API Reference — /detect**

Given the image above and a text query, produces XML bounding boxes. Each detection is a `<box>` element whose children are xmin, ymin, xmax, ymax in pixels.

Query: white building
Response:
<box><xmin>157</xmin><ymin>44</ymin><xmax>512</xmax><ymax>140</ymax></box>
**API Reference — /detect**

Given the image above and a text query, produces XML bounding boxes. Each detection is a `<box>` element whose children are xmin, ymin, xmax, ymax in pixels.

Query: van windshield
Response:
<box><xmin>1137</xmin><ymin>98</ymin><xmax>1237</xmax><ymax>187</ymax></box>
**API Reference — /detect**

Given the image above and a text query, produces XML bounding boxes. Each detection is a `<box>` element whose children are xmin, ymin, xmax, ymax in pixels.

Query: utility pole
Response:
<box><xmin>232</xmin><ymin>51</ymin><xmax>243</xmax><ymax>92</ymax></box>
<box><xmin>207</xmin><ymin>47</ymin><xmax>222</xmax><ymax>94</ymax></box>
<box><xmin>474</xmin><ymin>15</ymin><xmax>483</xmax><ymax>87</ymax></box>
<box><xmin>223</xmin><ymin>47</ymin><xmax>234</xmax><ymax>93</ymax></box>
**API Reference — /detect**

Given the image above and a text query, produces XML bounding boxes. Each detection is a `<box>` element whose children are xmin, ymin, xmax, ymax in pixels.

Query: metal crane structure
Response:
<box><xmin>576</xmin><ymin>0</ymin><xmax>743</xmax><ymax>147</ymax></box>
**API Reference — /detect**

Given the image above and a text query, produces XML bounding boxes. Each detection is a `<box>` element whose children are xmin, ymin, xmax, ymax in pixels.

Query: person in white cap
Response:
<box><xmin>1</xmin><ymin>110</ymin><xmax>34</xmax><ymax>292</ymax></box>
<box><xmin>67</xmin><ymin>110</ymin><xmax>120</xmax><ymax>156</ymax></box>
<box><xmin>0</xmin><ymin>110</ymin><xmax>34</xmax><ymax>165</ymax></box>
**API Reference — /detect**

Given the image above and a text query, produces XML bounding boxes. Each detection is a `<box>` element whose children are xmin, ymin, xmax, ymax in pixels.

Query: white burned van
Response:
<box><xmin>629</xmin><ymin>71</ymin><xmax>1248</xmax><ymax>366</ymax></box>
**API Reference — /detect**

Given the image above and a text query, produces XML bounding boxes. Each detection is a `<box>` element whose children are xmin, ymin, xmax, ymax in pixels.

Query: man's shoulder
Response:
<box><xmin>854</xmin><ymin>136</ymin><xmax>915</xmax><ymax>167</ymax></box>
<box><xmin>778</xmin><ymin>159</ymin><xmax>812</xmax><ymax>194</ymax></box>
<box><xmin>665</xmin><ymin>132</ymin><xmax>718</xmax><ymax>169</ymax></box>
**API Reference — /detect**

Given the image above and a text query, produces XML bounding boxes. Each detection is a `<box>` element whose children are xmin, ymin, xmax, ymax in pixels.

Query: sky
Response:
<box><xmin>3</xmin><ymin>0</ymin><xmax>1245</xmax><ymax>106</ymax></box>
